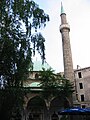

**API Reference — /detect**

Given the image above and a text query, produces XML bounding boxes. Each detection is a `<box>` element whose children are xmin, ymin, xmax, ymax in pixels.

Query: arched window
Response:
<box><xmin>35</xmin><ymin>73</ymin><xmax>39</xmax><ymax>79</ymax></box>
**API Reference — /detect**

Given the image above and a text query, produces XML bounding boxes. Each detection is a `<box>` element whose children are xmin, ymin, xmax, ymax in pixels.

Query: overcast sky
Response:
<box><xmin>33</xmin><ymin>0</ymin><xmax>90</xmax><ymax>73</ymax></box>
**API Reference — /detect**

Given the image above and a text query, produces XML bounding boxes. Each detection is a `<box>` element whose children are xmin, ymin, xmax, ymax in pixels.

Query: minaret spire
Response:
<box><xmin>61</xmin><ymin>2</ymin><xmax>65</xmax><ymax>14</ymax></box>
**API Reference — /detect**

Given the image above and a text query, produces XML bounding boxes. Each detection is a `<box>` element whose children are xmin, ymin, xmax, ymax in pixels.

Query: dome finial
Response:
<box><xmin>61</xmin><ymin>2</ymin><xmax>65</xmax><ymax>14</ymax></box>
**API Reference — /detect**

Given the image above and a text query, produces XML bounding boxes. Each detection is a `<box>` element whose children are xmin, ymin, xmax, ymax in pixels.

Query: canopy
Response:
<box><xmin>58</xmin><ymin>107</ymin><xmax>90</xmax><ymax>115</ymax></box>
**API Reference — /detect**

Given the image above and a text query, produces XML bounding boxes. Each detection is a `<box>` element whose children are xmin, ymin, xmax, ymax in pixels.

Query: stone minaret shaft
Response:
<box><xmin>60</xmin><ymin>3</ymin><xmax>74</xmax><ymax>82</ymax></box>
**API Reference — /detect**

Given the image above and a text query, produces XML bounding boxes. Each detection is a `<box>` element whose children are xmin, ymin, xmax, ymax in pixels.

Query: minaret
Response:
<box><xmin>60</xmin><ymin>3</ymin><xmax>74</xmax><ymax>82</ymax></box>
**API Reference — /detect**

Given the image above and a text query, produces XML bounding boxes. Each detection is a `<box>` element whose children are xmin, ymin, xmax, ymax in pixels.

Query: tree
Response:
<box><xmin>0</xmin><ymin>0</ymin><xmax>49</xmax><ymax>87</ymax></box>
<box><xmin>39</xmin><ymin>68</ymin><xmax>74</xmax><ymax>108</ymax></box>
<box><xmin>0</xmin><ymin>0</ymin><xmax>49</xmax><ymax>119</ymax></box>
<box><xmin>0</xmin><ymin>87</ymin><xmax>24</xmax><ymax>120</ymax></box>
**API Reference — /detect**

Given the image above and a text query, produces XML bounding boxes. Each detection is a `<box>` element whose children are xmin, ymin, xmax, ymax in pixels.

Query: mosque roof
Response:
<box><xmin>24</xmin><ymin>82</ymin><xmax>41</xmax><ymax>87</ymax></box>
<box><xmin>30</xmin><ymin>82</ymin><xmax>41</xmax><ymax>87</ymax></box>
<box><xmin>33</xmin><ymin>60</ymin><xmax>51</xmax><ymax>71</ymax></box>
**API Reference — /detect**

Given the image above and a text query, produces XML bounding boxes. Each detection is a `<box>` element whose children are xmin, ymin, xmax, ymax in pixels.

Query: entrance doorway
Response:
<box><xmin>51</xmin><ymin>112</ymin><xmax>59</xmax><ymax>120</ymax></box>
<box><xmin>28</xmin><ymin>113</ymin><xmax>42</xmax><ymax>120</ymax></box>
<box><xmin>27</xmin><ymin>96</ymin><xmax>47</xmax><ymax>120</ymax></box>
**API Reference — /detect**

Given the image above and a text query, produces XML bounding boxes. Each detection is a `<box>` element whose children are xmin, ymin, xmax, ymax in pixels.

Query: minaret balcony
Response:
<box><xmin>60</xmin><ymin>24</ymin><xmax>70</xmax><ymax>32</ymax></box>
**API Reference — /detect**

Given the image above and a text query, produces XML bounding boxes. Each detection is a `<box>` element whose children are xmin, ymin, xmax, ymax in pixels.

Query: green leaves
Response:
<box><xmin>0</xmin><ymin>0</ymin><xmax>49</xmax><ymax>87</ymax></box>
<box><xmin>39</xmin><ymin>68</ymin><xmax>74</xmax><ymax>102</ymax></box>
<box><xmin>0</xmin><ymin>87</ymin><xmax>25</xmax><ymax>120</ymax></box>
<box><xmin>31</xmin><ymin>33</ymin><xmax>45</xmax><ymax>62</ymax></box>
<box><xmin>0</xmin><ymin>0</ymin><xmax>49</xmax><ymax>119</ymax></box>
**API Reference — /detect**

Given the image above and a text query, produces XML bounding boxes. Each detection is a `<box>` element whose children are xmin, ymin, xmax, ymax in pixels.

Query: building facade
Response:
<box><xmin>21</xmin><ymin>3</ymin><xmax>90</xmax><ymax>120</ymax></box>
<box><xmin>23</xmin><ymin>61</ymin><xmax>64</xmax><ymax>120</ymax></box>
<box><xmin>74</xmin><ymin>67</ymin><xmax>90</xmax><ymax>108</ymax></box>
<box><xmin>22</xmin><ymin>63</ymin><xmax>90</xmax><ymax>120</ymax></box>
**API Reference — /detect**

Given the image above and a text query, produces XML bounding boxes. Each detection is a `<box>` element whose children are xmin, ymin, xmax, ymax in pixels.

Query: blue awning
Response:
<box><xmin>58</xmin><ymin>107</ymin><xmax>90</xmax><ymax>115</ymax></box>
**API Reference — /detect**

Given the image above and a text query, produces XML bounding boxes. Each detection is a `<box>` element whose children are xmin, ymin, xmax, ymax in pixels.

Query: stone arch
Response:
<box><xmin>50</xmin><ymin>97</ymin><xmax>64</xmax><ymax>114</ymax></box>
<box><xmin>26</xmin><ymin>96</ymin><xmax>48</xmax><ymax>120</ymax></box>
<box><xmin>49</xmin><ymin>97</ymin><xmax>69</xmax><ymax>120</ymax></box>
<box><xmin>49</xmin><ymin>97</ymin><xmax>70</xmax><ymax>120</ymax></box>
<box><xmin>24</xmin><ymin>93</ymin><xmax>40</xmax><ymax>108</ymax></box>
<box><xmin>26</xmin><ymin>96</ymin><xmax>46</xmax><ymax>110</ymax></box>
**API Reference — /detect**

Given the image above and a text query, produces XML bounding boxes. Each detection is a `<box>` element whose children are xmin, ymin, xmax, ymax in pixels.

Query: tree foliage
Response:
<box><xmin>39</xmin><ymin>68</ymin><xmax>74</xmax><ymax>107</ymax></box>
<box><xmin>0</xmin><ymin>87</ymin><xmax>24</xmax><ymax>120</ymax></box>
<box><xmin>0</xmin><ymin>0</ymin><xmax>49</xmax><ymax>87</ymax></box>
<box><xmin>0</xmin><ymin>0</ymin><xmax>49</xmax><ymax>119</ymax></box>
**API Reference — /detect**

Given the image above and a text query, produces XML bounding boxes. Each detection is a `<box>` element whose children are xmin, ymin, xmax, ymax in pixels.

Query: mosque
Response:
<box><xmin>22</xmin><ymin>3</ymin><xmax>90</xmax><ymax>120</ymax></box>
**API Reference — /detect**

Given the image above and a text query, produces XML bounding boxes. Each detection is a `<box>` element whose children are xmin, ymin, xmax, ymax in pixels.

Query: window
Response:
<box><xmin>78</xmin><ymin>72</ymin><xmax>82</xmax><ymax>78</ymax></box>
<box><xmin>79</xmin><ymin>83</ymin><xmax>83</xmax><ymax>89</ymax></box>
<box><xmin>82</xmin><ymin>105</ymin><xmax>85</xmax><ymax>108</ymax></box>
<box><xmin>35</xmin><ymin>73</ymin><xmax>39</xmax><ymax>79</ymax></box>
<box><xmin>81</xmin><ymin>94</ymin><xmax>84</xmax><ymax>101</ymax></box>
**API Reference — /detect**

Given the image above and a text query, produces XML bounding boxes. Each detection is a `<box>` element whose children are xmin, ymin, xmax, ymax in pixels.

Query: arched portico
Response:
<box><xmin>22</xmin><ymin>95</ymin><xmax>69</xmax><ymax>120</ymax></box>
<box><xmin>50</xmin><ymin>97</ymin><xmax>64</xmax><ymax>114</ymax></box>
<box><xmin>49</xmin><ymin>97</ymin><xmax>69</xmax><ymax>120</ymax></box>
<box><xmin>25</xmin><ymin>96</ymin><xmax>48</xmax><ymax>120</ymax></box>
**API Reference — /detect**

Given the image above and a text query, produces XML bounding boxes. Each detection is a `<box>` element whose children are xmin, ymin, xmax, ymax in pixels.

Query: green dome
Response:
<box><xmin>33</xmin><ymin>61</ymin><xmax>51</xmax><ymax>71</ymax></box>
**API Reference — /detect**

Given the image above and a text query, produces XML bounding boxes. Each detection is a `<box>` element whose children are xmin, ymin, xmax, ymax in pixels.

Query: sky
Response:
<box><xmin>33</xmin><ymin>0</ymin><xmax>90</xmax><ymax>73</ymax></box>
